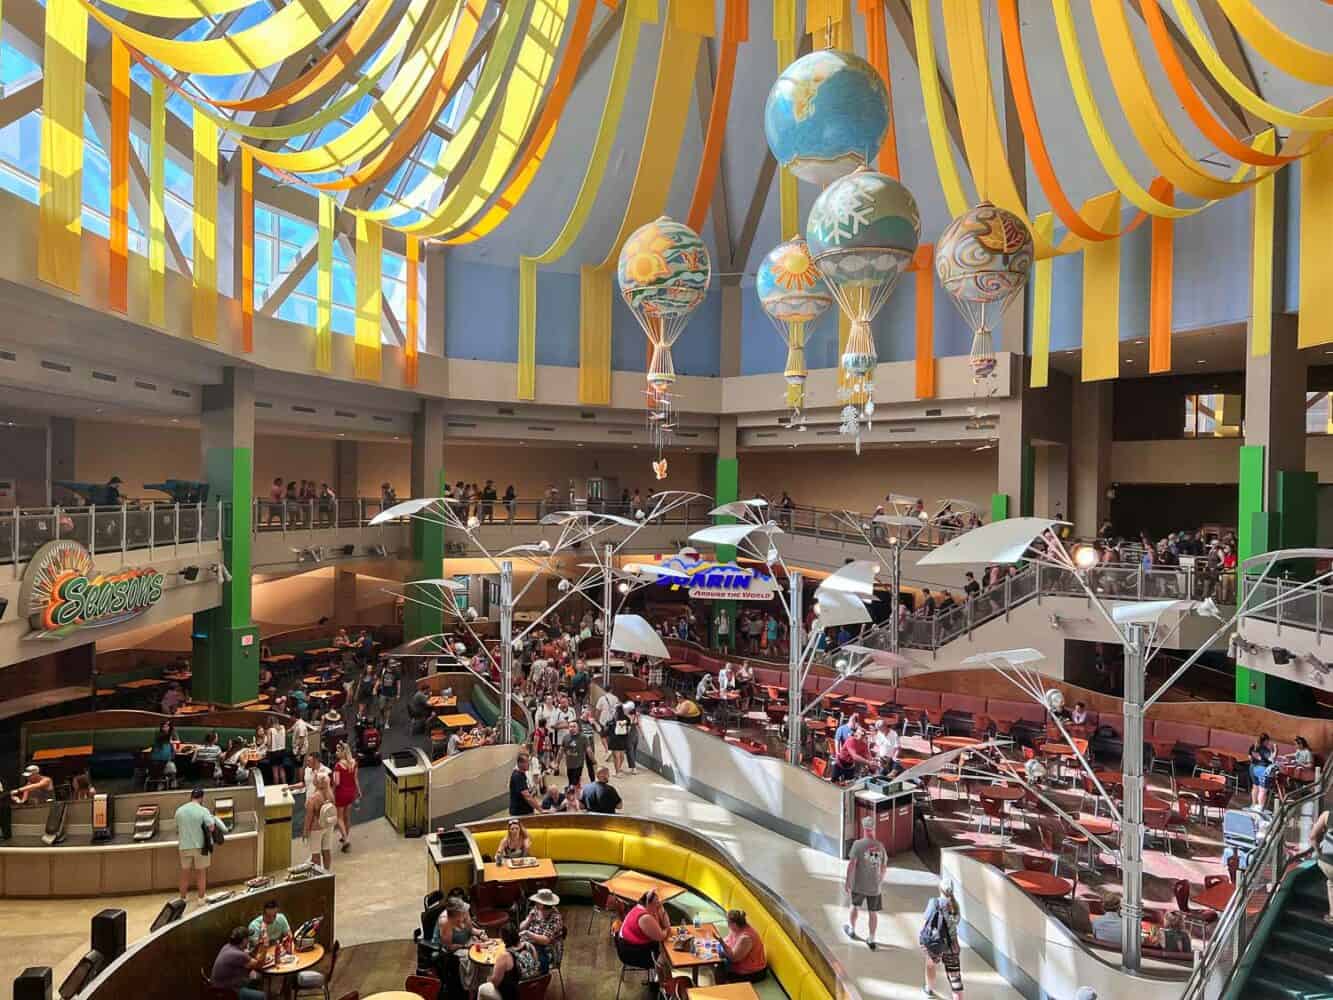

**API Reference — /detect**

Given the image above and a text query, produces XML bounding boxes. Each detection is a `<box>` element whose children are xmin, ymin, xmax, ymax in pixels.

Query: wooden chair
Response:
<box><xmin>1020</xmin><ymin>853</ymin><xmax>1055</xmax><ymax>874</ymax></box>
<box><xmin>472</xmin><ymin>882</ymin><xmax>514</xmax><ymax>933</ymax></box>
<box><xmin>404</xmin><ymin>974</ymin><xmax>441</xmax><ymax>1000</ymax></box>
<box><xmin>1166</xmin><ymin>797</ymin><xmax>1192</xmax><ymax>855</ymax></box>
<box><xmin>1144</xmin><ymin>808</ymin><xmax>1174</xmax><ymax>855</ymax></box>
<box><xmin>1173</xmin><ymin>878</ymin><xmax>1218</xmax><ymax>940</ymax></box>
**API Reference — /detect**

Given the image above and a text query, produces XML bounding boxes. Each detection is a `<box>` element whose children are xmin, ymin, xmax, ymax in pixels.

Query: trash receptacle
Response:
<box><xmin>384</xmin><ymin>751</ymin><xmax>427</xmax><ymax>837</ymax></box>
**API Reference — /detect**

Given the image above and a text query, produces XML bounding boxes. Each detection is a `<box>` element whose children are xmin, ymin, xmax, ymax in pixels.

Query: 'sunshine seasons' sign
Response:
<box><xmin>20</xmin><ymin>540</ymin><xmax>165</xmax><ymax>638</ymax></box>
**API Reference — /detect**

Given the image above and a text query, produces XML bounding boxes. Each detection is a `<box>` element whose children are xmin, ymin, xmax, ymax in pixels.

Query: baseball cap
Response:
<box><xmin>22</xmin><ymin>765</ymin><xmax>39</xmax><ymax>778</ymax></box>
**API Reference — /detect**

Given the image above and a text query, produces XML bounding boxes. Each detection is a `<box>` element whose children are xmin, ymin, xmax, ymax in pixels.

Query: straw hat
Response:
<box><xmin>323</xmin><ymin>710</ymin><xmax>342</xmax><ymax>723</ymax></box>
<box><xmin>529</xmin><ymin>889</ymin><xmax>561</xmax><ymax>907</ymax></box>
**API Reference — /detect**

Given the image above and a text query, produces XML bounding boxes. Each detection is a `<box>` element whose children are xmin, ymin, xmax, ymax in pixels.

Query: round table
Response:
<box><xmin>1077</xmin><ymin>815</ymin><xmax>1116</xmax><ymax>836</ymax></box>
<box><xmin>933</xmin><ymin>736</ymin><xmax>981</xmax><ymax>752</ymax></box>
<box><xmin>363</xmin><ymin>993</ymin><xmax>425</xmax><ymax>1000</ymax></box>
<box><xmin>1007</xmin><ymin>871</ymin><xmax>1073</xmax><ymax>898</ymax></box>
<box><xmin>1175</xmin><ymin>776</ymin><xmax>1225</xmax><ymax>794</ymax></box>
<box><xmin>469</xmin><ymin>939</ymin><xmax>506</xmax><ymax>965</ymax></box>
<box><xmin>979</xmin><ymin>785</ymin><xmax>1025</xmax><ymax>802</ymax></box>
<box><xmin>1038</xmin><ymin>742</ymin><xmax>1085</xmax><ymax>757</ymax></box>
<box><xmin>260</xmin><ymin>943</ymin><xmax>324</xmax><ymax>984</ymax></box>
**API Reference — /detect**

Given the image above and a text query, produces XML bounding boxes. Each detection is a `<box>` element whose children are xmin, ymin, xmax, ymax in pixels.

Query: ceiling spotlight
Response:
<box><xmin>617</xmin><ymin>581</ymin><xmax>631</xmax><ymax>595</ymax></box>
<box><xmin>557</xmin><ymin>578</ymin><xmax>572</xmax><ymax>593</ymax></box>
<box><xmin>1044</xmin><ymin>689</ymin><xmax>1065</xmax><ymax>712</ymax></box>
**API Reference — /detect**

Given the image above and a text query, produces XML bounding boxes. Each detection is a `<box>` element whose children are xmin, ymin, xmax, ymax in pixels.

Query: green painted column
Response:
<box><xmin>1235</xmin><ymin>445</ymin><xmax>1269</xmax><ymax>706</ymax></box>
<box><xmin>711</xmin><ymin>455</ymin><xmax>738</xmax><ymax>651</ymax></box>
<box><xmin>193</xmin><ymin>370</ymin><xmax>259</xmax><ymax>706</ymax></box>
<box><xmin>405</xmin><ymin>399</ymin><xmax>446</xmax><ymax>643</ymax></box>
<box><xmin>990</xmin><ymin>443</ymin><xmax>1035</xmax><ymax>521</ymax></box>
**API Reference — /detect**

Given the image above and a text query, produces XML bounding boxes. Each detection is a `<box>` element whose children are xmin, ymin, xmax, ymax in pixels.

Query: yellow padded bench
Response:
<box><xmin>464</xmin><ymin>824</ymin><xmax>832</xmax><ymax>1000</ymax></box>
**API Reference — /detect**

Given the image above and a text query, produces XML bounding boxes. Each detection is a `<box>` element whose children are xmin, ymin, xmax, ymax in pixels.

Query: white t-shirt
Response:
<box><xmin>551</xmin><ymin>707</ymin><xmax>576</xmax><ymax>734</ymax></box>
<box><xmin>871</xmin><ymin>729</ymin><xmax>900</xmax><ymax>760</ymax></box>
<box><xmin>291</xmin><ymin>719</ymin><xmax>315</xmax><ymax>756</ymax></box>
<box><xmin>302</xmin><ymin>764</ymin><xmax>331</xmax><ymax>798</ymax></box>
<box><xmin>266</xmin><ymin>724</ymin><xmax>287</xmax><ymax>754</ymax></box>
<box><xmin>595</xmin><ymin>692</ymin><xmax>619</xmax><ymax>725</ymax></box>
<box><xmin>717</xmin><ymin>668</ymin><xmax>733</xmax><ymax>692</ymax></box>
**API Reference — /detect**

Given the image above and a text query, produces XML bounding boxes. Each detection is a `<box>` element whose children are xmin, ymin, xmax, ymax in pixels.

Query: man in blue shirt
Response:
<box><xmin>833</xmin><ymin>713</ymin><xmax>862</xmax><ymax>752</ymax></box>
<box><xmin>247</xmin><ymin>899</ymin><xmax>292</xmax><ymax>949</ymax></box>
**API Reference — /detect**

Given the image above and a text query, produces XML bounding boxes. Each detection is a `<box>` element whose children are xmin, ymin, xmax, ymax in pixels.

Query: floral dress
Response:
<box><xmin>520</xmin><ymin>907</ymin><xmax>564</xmax><ymax>970</ymax></box>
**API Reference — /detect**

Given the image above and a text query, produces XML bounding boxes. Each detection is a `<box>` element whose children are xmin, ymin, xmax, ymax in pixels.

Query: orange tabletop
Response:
<box><xmin>32</xmin><ymin>745</ymin><xmax>93</xmax><ymax>762</ymax></box>
<box><xmin>364</xmin><ymin>994</ymin><xmax>426</xmax><ymax>1000</ymax></box>
<box><xmin>263</xmin><ymin>654</ymin><xmax>296</xmax><ymax>663</ymax></box>
<box><xmin>1007</xmin><ymin>871</ymin><xmax>1073</xmax><ymax>898</ymax></box>
<box><xmin>601</xmin><ymin>870</ymin><xmax>687</xmax><ymax>903</ymax></box>
<box><xmin>978</xmin><ymin>785</ymin><xmax>1025</xmax><ymax>802</ymax></box>
<box><xmin>309</xmin><ymin>689</ymin><xmax>341</xmax><ymax>700</ymax></box>
<box><xmin>664</xmin><ymin>924</ymin><xmax>722</xmax><ymax>971</ymax></box>
<box><xmin>687</xmin><ymin>985</ymin><xmax>761</xmax><ymax>1000</ymax></box>
<box><xmin>118</xmin><ymin>678</ymin><xmax>167</xmax><ymax>690</ymax></box>
<box><xmin>933</xmin><ymin>736</ymin><xmax>981</xmax><ymax>752</ymax></box>
<box><xmin>438</xmin><ymin>713</ymin><xmax>478</xmax><ymax>728</ymax></box>
<box><xmin>95</xmin><ymin>689</ymin><xmax>117</xmax><ymax>698</ymax></box>
<box><xmin>668</xmin><ymin>663</ymin><xmax>708</xmax><ymax>675</ymax></box>
<box><xmin>1193</xmin><ymin>881</ymin><xmax>1236</xmax><ymax>911</ymax></box>
<box><xmin>1199</xmin><ymin>747</ymin><xmax>1243</xmax><ymax>763</ymax></box>
<box><xmin>468</xmin><ymin>938</ymin><xmax>505</xmax><ymax>965</ymax></box>
<box><xmin>307</xmin><ymin>647</ymin><xmax>341</xmax><ymax>656</ymax></box>
<box><xmin>164</xmin><ymin>671</ymin><xmax>192</xmax><ymax>681</ymax></box>
<box><xmin>243</xmin><ymin>704</ymin><xmax>272</xmax><ymax>712</ymax></box>
<box><xmin>427</xmin><ymin>696</ymin><xmax>458</xmax><ymax>709</ymax></box>
<box><xmin>259</xmin><ymin>943</ymin><xmax>324</xmax><ymax>977</ymax></box>
<box><xmin>482</xmin><ymin>859</ymin><xmax>558</xmax><ymax>884</ymax></box>
<box><xmin>1076</xmin><ymin>815</ymin><xmax>1116</xmax><ymax>836</ymax></box>
<box><xmin>1039</xmin><ymin>741</ymin><xmax>1087</xmax><ymax>757</ymax></box>
<box><xmin>303</xmin><ymin>673</ymin><xmax>341</xmax><ymax>685</ymax></box>
<box><xmin>241</xmin><ymin>748</ymin><xmax>266</xmax><ymax>764</ymax></box>
<box><xmin>1176</xmin><ymin>776</ymin><xmax>1226</xmax><ymax>793</ymax></box>
<box><xmin>175</xmin><ymin>704</ymin><xmax>211</xmax><ymax>716</ymax></box>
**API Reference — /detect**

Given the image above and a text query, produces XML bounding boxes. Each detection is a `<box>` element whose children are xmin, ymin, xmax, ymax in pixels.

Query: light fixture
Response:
<box><xmin>1071</xmin><ymin>544</ymin><xmax>1098</xmax><ymax>569</ymax></box>
<box><xmin>209</xmin><ymin>563</ymin><xmax>232</xmax><ymax>583</ymax></box>
<box><xmin>617</xmin><ymin>581</ymin><xmax>631</xmax><ymax>595</ymax></box>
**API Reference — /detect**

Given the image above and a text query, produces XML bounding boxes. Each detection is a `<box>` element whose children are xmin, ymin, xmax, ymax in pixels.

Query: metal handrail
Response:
<box><xmin>1239</xmin><ymin>575</ymin><xmax>1331</xmax><ymax>640</ymax></box>
<box><xmin>2</xmin><ymin>500</ymin><xmax>221</xmax><ymax>572</ymax></box>
<box><xmin>1180</xmin><ymin>765</ymin><xmax>1332</xmax><ymax>998</ymax></box>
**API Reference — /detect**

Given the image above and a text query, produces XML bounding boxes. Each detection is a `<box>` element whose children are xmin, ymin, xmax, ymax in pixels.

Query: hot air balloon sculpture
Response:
<box><xmin>806</xmin><ymin>166</ymin><xmax>920</xmax><ymax>453</ymax></box>
<box><xmin>935</xmin><ymin>201</ymin><xmax>1034</xmax><ymax>383</ymax></box>
<box><xmin>756</xmin><ymin>238</ymin><xmax>833</xmax><ymax>428</ymax></box>
<box><xmin>764</xmin><ymin>49</ymin><xmax>890</xmax><ymax>187</ymax></box>
<box><xmin>617</xmin><ymin>216</ymin><xmax>711</xmax><ymax>476</ymax></box>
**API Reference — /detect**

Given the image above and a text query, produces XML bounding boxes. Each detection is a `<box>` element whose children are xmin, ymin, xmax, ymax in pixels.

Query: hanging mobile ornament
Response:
<box><xmin>756</xmin><ymin>238</ymin><xmax>833</xmax><ymax>428</ymax></box>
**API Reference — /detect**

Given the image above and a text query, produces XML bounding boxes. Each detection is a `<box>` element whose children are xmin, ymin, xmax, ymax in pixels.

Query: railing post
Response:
<box><xmin>1276</xmin><ymin>579</ymin><xmax>1284</xmax><ymax>635</ymax></box>
<box><xmin>1035</xmin><ymin>562</ymin><xmax>1043</xmax><ymax>605</ymax></box>
<box><xmin>148</xmin><ymin>502</ymin><xmax>155</xmax><ymax>556</ymax></box>
<box><xmin>12</xmin><ymin>509</ymin><xmax>19</xmax><ymax>578</ymax></box>
<box><xmin>1004</xmin><ymin>575</ymin><xmax>1012</xmax><ymax>622</ymax></box>
<box><xmin>54</xmin><ymin>505</ymin><xmax>62</xmax><ymax>541</ymax></box>
<box><xmin>1317</xmin><ymin>582</ymin><xmax>1323</xmax><ymax>641</ymax></box>
<box><xmin>173</xmin><ymin>502</ymin><xmax>180</xmax><ymax>556</ymax></box>
<box><xmin>1136</xmin><ymin>566</ymin><xmax>1144</xmax><ymax>599</ymax></box>
<box><xmin>89</xmin><ymin>504</ymin><xmax>97</xmax><ymax>556</ymax></box>
<box><xmin>196</xmin><ymin>502</ymin><xmax>203</xmax><ymax>553</ymax></box>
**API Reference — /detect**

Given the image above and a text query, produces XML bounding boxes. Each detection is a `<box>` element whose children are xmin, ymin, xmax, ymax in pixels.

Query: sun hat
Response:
<box><xmin>529</xmin><ymin>889</ymin><xmax>561</xmax><ymax>907</ymax></box>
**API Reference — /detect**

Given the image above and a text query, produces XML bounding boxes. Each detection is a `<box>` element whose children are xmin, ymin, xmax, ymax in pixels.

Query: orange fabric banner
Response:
<box><xmin>859</xmin><ymin>0</ymin><xmax>898</xmax><ymax>179</ymax></box>
<box><xmin>109</xmin><ymin>36</ymin><xmax>129</xmax><ymax>314</ymax></box>
<box><xmin>686</xmin><ymin>0</ymin><xmax>745</xmax><ymax>231</ymax></box>
<box><xmin>405</xmin><ymin>236</ymin><xmax>420</xmax><ymax>387</ymax></box>
<box><xmin>913</xmin><ymin>246</ymin><xmax>935</xmax><ymax>399</ymax></box>
<box><xmin>240</xmin><ymin>147</ymin><xmax>254</xmax><ymax>353</ymax></box>
<box><xmin>1149</xmin><ymin>184</ymin><xmax>1173</xmax><ymax>373</ymax></box>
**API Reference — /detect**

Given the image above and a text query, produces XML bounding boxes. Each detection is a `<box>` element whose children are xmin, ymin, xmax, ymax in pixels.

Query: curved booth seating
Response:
<box><xmin>72</xmin><ymin>873</ymin><xmax>336</xmax><ymax>999</ymax></box>
<box><xmin>455</xmin><ymin>814</ymin><xmax>850</xmax><ymax>1000</ymax></box>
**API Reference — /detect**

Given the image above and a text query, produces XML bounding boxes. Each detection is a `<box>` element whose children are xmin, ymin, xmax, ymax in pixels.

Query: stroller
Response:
<box><xmin>354</xmin><ymin>712</ymin><xmax>383</xmax><ymax>763</ymax></box>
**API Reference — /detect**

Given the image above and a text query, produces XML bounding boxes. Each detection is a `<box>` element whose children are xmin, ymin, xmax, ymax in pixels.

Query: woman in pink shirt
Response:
<box><xmin>617</xmin><ymin>889</ymin><xmax>669</xmax><ymax>966</ymax></box>
<box><xmin>722</xmin><ymin>909</ymin><xmax>768</xmax><ymax>983</ymax></box>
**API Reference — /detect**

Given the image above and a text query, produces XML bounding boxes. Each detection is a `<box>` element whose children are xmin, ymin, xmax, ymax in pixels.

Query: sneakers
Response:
<box><xmin>340</xmin><ymin>840</ymin><xmax>350</xmax><ymax>853</ymax></box>
<box><xmin>923</xmin><ymin>988</ymin><xmax>936</xmax><ymax>998</ymax></box>
<box><xmin>844</xmin><ymin>923</ymin><xmax>858</xmax><ymax>941</ymax></box>
<box><xmin>867</xmin><ymin>940</ymin><xmax>877</xmax><ymax>951</ymax></box>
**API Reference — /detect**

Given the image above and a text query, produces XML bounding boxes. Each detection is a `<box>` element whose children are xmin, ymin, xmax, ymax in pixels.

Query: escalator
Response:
<box><xmin>1232</xmin><ymin>862</ymin><xmax>1333</xmax><ymax>999</ymax></box>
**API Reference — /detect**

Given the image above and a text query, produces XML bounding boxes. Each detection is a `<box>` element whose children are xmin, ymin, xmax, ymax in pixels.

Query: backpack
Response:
<box><xmin>919</xmin><ymin>899</ymin><xmax>951</xmax><ymax>957</ymax></box>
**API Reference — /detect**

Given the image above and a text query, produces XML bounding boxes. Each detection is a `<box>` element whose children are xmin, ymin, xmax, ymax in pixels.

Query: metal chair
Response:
<box><xmin>404</xmin><ymin>974</ymin><xmax>441</xmax><ymax>1000</ymax></box>
<box><xmin>976</xmin><ymin>797</ymin><xmax>1010</xmax><ymax>843</ymax></box>
<box><xmin>588</xmin><ymin>882</ymin><xmax>624</xmax><ymax>934</ymax></box>
<box><xmin>1144</xmin><ymin>808</ymin><xmax>1174</xmax><ymax>855</ymax></box>
<box><xmin>1172</xmin><ymin>878</ymin><xmax>1218</xmax><ymax>941</ymax></box>
<box><xmin>613</xmin><ymin>934</ymin><xmax>655</xmax><ymax>1000</ymax></box>
<box><xmin>295</xmin><ymin>939</ymin><xmax>340</xmax><ymax>999</ymax></box>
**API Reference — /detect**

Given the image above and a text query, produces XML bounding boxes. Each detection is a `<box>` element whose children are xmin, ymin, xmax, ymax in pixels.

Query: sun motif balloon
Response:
<box><xmin>617</xmin><ymin>216</ymin><xmax>711</xmax><ymax>470</ymax></box>
<box><xmin>764</xmin><ymin>49</ymin><xmax>890</xmax><ymax>186</ymax></box>
<box><xmin>756</xmin><ymin>238</ymin><xmax>833</xmax><ymax>427</ymax></box>
<box><xmin>806</xmin><ymin>166</ymin><xmax>920</xmax><ymax>453</ymax></box>
<box><xmin>935</xmin><ymin>201</ymin><xmax>1033</xmax><ymax>383</ymax></box>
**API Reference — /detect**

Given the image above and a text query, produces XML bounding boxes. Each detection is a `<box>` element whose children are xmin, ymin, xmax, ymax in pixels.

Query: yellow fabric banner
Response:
<box><xmin>316</xmin><ymin>195</ymin><xmax>334</xmax><ymax>373</ymax></box>
<box><xmin>579</xmin><ymin>4</ymin><xmax>703</xmax><ymax>405</ymax></box>
<box><xmin>37</xmin><ymin>0</ymin><xmax>88</xmax><ymax>295</ymax></box>
<box><xmin>82</xmin><ymin>0</ymin><xmax>358</xmax><ymax>77</ymax></box>
<box><xmin>1149</xmin><ymin>184</ymin><xmax>1174</xmax><ymax>372</ymax></box>
<box><xmin>1298</xmin><ymin>139</ymin><xmax>1333</xmax><ymax>349</ymax></box>
<box><xmin>774</xmin><ymin>0</ymin><xmax>797</xmax><ymax>239</ymax></box>
<box><xmin>148</xmin><ymin>77</ymin><xmax>166</xmax><ymax>327</ymax></box>
<box><xmin>239</xmin><ymin>147</ymin><xmax>254</xmax><ymax>353</ymax></box>
<box><xmin>515</xmin><ymin>0</ymin><xmax>649</xmax><ymax>400</ymax></box>
<box><xmin>405</xmin><ymin>236</ymin><xmax>419</xmax><ymax>387</ymax></box>
<box><xmin>191</xmin><ymin>109</ymin><xmax>218</xmax><ymax>343</ymax></box>
<box><xmin>1081</xmin><ymin>193</ymin><xmax>1121</xmax><ymax>382</ymax></box>
<box><xmin>109</xmin><ymin>36</ymin><xmax>129</xmax><ymax>314</ymax></box>
<box><xmin>912</xmin><ymin>0</ymin><xmax>970</xmax><ymax>218</ymax></box>
<box><xmin>1028</xmin><ymin>215</ymin><xmax>1054</xmax><ymax>389</ymax></box>
<box><xmin>354</xmin><ymin>217</ymin><xmax>383</xmax><ymax>381</ymax></box>
<box><xmin>1249</xmin><ymin>138</ymin><xmax>1274</xmax><ymax>357</ymax></box>
<box><xmin>1216</xmin><ymin>0</ymin><xmax>1333</xmax><ymax>86</ymax></box>
<box><xmin>913</xmin><ymin>246</ymin><xmax>936</xmax><ymax>399</ymax></box>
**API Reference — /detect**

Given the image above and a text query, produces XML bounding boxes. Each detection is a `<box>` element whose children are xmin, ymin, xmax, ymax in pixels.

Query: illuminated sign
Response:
<box><xmin>20</xmin><ymin>540</ymin><xmax>165</xmax><ymax>638</ymax></box>
<box><xmin>652</xmin><ymin>556</ymin><xmax>776</xmax><ymax>601</ymax></box>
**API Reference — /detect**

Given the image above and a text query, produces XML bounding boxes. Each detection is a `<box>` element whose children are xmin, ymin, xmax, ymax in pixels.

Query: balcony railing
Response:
<box><xmin>2</xmin><ymin>502</ymin><xmax>222</xmax><ymax>573</ymax></box>
<box><xmin>1239</xmin><ymin>576</ymin><xmax>1333</xmax><ymax>640</ymax></box>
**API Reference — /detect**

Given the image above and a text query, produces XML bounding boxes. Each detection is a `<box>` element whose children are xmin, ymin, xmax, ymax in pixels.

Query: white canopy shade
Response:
<box><xmin>895</xmin><ymin>742</ymin><xmax>1001</xmax><ymax>784</ymax></box>
<box><xmin>937</xmin><ymin>498</ymin><xmax>980</xmax><ymax>511</ymax></box>
<box><xmin>622</xmin><ymin>562</ymin><xmax>676</xmax><ymax>580</ymax></box>
<box><xmin>839</xmin><ymin>645</ymin><xmax>924</xmax><ymax>677</ymax></box>
<box><xmin>886</xmin><ymin>494</ymin><xmax>922</xmax><ymax>505</ymax></box>
<box><xmin>708</xmin><ymin>498</ymin><xmax>769</xmax><ymax>519</ymax></box>
<box><xmin>1111</xmin><ymin>599</ymin><xmax>1198</xmax><ymax>625</ymax></box>
<box><xmin>917</xmin><ymin>517</ymin><xmax>1067</xmax><ymax>567</ymax></box>
<box><xmin>813</xmin><ymin>587</ymin><xmax>872</xmax><ymax>629</ymax></box>
<box><xmin>960</xmin><ymin>648</ymin><xmax>1047</xmax><ymax>668</ymax></box>
<box><xmin>610</xmin><ymin>614</ymin><xmax>669</xmax><ymax>659</ymax></box>
<box><xmin>816</xmin><ymin>560</ymin><xmax>879</xmax><ymax>598</ymax></box>
<box><xmin>688</xmin><ymin>523</ymin><xmax>783</xmax><ymax>547</ymax></box>
<box><xmin>872</xmin><ymin>514</ymin><xmax>928</xmax><ymax>528</ymax></box>
<box><xmin>407</xmin><ymin>577</ymin><xmax>467</xmax><ymax>590</ymax></box>
<box><xmin>368</xmin><ymin>497</ymin><xmax>440</xmax><ymax>526</ymax></box>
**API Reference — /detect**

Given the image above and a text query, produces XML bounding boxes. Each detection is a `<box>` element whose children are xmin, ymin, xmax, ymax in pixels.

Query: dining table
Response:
<box><xmin>117</xmin><ymin>678</ymin><xmax>168</xmax><ymax>691</ymax></box>
<box><xmin>600</xmin><ymin>870</ymin><xmax>687</xmax><ymax>903</ymax></box>
<box><xmin>1007</xmin><ymin>871</ymin><xmax>1073</xmax><ymax>898</ymax></box>
<box><xmin>481</xmin><ymin>858</ymin><xmax>558</xmax><ymax>884</ymax></box>
<box><xmin>258</xmin><ymin>942</ymin><xmax>324</xmax><ymax>995</ymax></box>
<box><xmin>687</xmin><ymin>985</ymin><xmax>761</xmax><ymax>1000</ymax></box>
<box><xmin>1193</xmin><ymin>880</ymin><xmax>1237</xmax><ymax>912</ymax></box>
<box><xmin>437</xmin><ymin>712</ymin><xmax>479</xmax><ymax>729</ymax></box>
<box><xmin>427</xmin><ymin>695</ymin><xmax>458</xmax><ymax>710</ymax></box>
<box><xmin>31</xmin><ymin>745</ymin><xmax>93</xmax><ymax>763</ymax></box>
<box><xmin>663</xmin><ymin>923</ymin><xmax>723</xmax><ymax>981</ymax></box>
<box><xmin>932</xmin><ymin>735</ymin><xmax>981</xmax><ymax>753</ymax></box>
<box><xmin>978</xmin><ymin>785</ymin><xmax>1025</xmax><ymax>802</ymax></box>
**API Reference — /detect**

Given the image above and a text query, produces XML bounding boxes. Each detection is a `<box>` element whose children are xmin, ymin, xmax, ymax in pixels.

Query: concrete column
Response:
<box><xmin>405</xmin><ymin>398</ymin><xmax>446</xmax><ymax>642</ymax></box>
<box><xmin>1070</xmin><ymin>381</ymin><xmax>1113</xmax><ymax>537</ymax></box>
<box><xmin>1238</xmin><ymin>312</ymin><xmax>1312</xmax><ymax>708</ymax></box>
<box><xmin>719</xmin><ymin>278</ymin><xmax>741</xmax><ymax>379</ymax></box>
<box><xmin>334</xmin><ymin>439</ymin><xmax>359</xmax><ymax>501</ymax></box>
<box><xmin>49</xmin><ymin>418</ymin><xmax>75</xmax><ymax>505</ymax></box>
<box><xmin>425</xmin><ymin>245</ymin><xmax>447</xmax><ymax>361</ymax></box>
<box><xmin>711</xmin><ymin>416</ymin><xmax>739</xmax><ymax>650</ymax></box>
<box><xmin>192</xmin><ymin>368</ymin><xmax>259</xmax><ymax>706</ymax></box>
<box><xmin>1034</xmin><ymin>444</ymin><xmax>1069</xmax><ymax>521</ymax></box>
<box><xmin>333</xmin><ymin>567</ymin><xmax>358</xmax><ymax>624</ymax></box>
<box><xmin>994</xmin><ymin>366</ymin><xmax>1034</xmax><ymax>520</ymax></box>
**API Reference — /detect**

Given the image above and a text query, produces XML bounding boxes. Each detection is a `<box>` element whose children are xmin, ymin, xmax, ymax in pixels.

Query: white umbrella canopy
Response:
<box><xmin>1111</xmin><ymin>599</ymin><xmax>1198</xmax><ymax>625</ymax></box>
<box><xmin>960</xmin><ymin>648</ymin><xmax>1046</xmax><ymax>668</ymax></box>
<box><xmin>610</xmin><ymin>614</ymin><xmax>670</xmax><ymax>659</ymax></box>
<box><xmin>406</xmin><ymin>577</ymin><xmax>468</xmax><ymax>590</ymax></box>
<box><xmin>688</xmin><ymin>523</ymin><xmax>784</xmax><ymax>548</ymax></box>
<box><xmin>812</xmin><ymin>587</ymin><xmax>872</xmax><ymax>629</ymax></box>
<box><xmin>917</xmin><ymin>517</ymin><xmax>1067</xmax><ymax>567</ymax></box>
<box><xmin>369</xmin><ymin>497</ymin><xmax>441</xmax><ymax>525</ymax></box>
<box><xmin>816</xmin><ymin>560</ymin><xmax>879</xmax><ymax>598</ymax></box>
<box><xmin>838</xmin><ymin>644</ymin><xmax>927</xmax><ymax>679</ymax></box>
<box><xmin>708</xmin><ymin>498</ymin><xmax>770</xmax><ymax>519</ymax></box>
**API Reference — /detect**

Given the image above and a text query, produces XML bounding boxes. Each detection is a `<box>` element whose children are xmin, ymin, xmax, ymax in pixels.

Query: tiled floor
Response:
<box><xmin>0</xmin><ymin>768</ymin><xmax>1023</xmax><ymax>999</ymax></box>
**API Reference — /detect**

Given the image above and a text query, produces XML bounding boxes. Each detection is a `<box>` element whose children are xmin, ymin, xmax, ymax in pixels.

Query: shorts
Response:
<box><xmin>851</xmin><ymin>892</ymin><xmax>881</xmax><ymax>911</ymax></box>
<box><xmin>1250</xmin><ymin>764</ymin><xmax>1273</xmax><ymax>788</ymax></box>
<box><xmin>315</xmin><ymin>825</ymin><xmax>336</xmax><ymax>853</ymax></box>
<box><xmin>1319</xmin><ymin>858</ymin><xmax>1333</xmax><ymax>885</ymax></box>
<box><xmin>180</xmin><ymin>848</ymin><xmax>212</xmax><ymax>870</ymax></box>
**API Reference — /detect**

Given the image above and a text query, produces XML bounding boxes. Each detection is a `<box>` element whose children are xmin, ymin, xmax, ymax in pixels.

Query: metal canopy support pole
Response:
<box><xmin>500</xmin><ymin>560</ymin><xmax>514</xmax><ymax>745</ymax></box>
<box><xmin>602</xmin><ymin>542</ymin><xmax>614</xmax><ymax>687</ymax></box>
<box><xmin>889</xmin><ymin>540</ymin><xmax>901</xmax><ymax>683</ymax></box>
<box><xmin>787</xmin><ymin>570</ymin><xmax>804</xmax><ymax>766</ymax></box>
<box><xmin>1121</xmin><ymin>621</ymin><xmax>1148</xmax><ymax>972</ymax></box>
